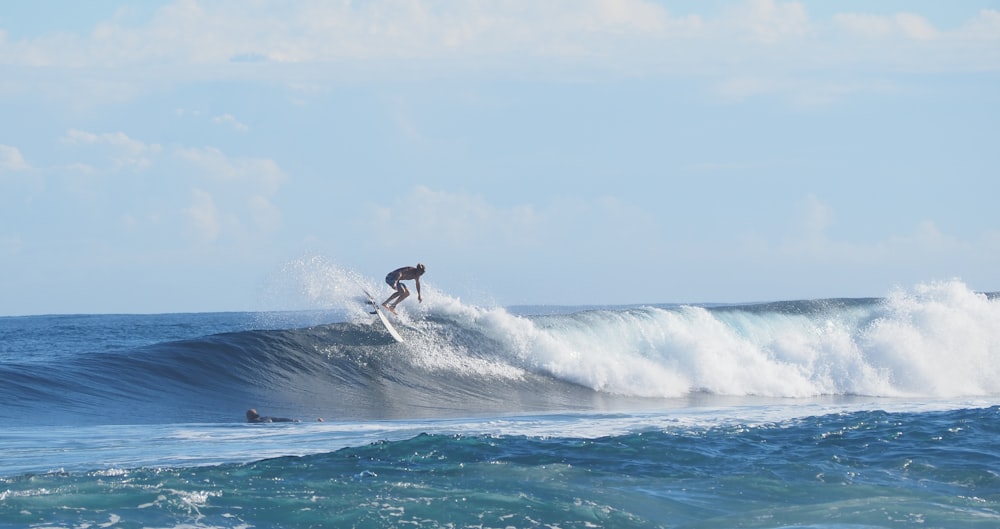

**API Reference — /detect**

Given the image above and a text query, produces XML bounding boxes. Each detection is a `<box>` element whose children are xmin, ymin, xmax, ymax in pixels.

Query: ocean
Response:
<box><xmin>1</xmin><ymin>278</ymin><xmax>998</xmax><ymax>528</ymax></box>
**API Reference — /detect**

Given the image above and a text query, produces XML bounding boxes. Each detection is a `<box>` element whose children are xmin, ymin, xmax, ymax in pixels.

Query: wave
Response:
<box><xmin>2</xmin><ymin>279</ymin><xmax>997</xmax><ymax>425</ymax></box>
<box><xmin>415</xmin><ymin>279</ymin><xmax>999</xmax><ymax>399</ymax></box>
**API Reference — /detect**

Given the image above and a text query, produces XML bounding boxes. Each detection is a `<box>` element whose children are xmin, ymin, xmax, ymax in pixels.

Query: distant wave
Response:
<box><xmin>2</xmin><ymin>280</ymin><xmax>997</xmax><ymax>425</ymax></box>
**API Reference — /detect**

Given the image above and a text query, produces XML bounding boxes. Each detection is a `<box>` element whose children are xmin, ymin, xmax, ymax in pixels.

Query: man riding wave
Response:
<box><xmin>382</xmin><ymin>263</ymin><xmax>426</xmax><ymax>314</ymax></box>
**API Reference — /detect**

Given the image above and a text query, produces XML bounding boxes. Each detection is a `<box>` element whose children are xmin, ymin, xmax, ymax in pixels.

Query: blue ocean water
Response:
<box><xmin>1</xmin><ymin>278</ymin><xmax>998</xmax><ymax>528</ymax></box>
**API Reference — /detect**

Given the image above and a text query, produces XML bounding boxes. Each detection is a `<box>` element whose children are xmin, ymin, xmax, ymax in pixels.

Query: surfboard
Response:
<box><xmin>361</xmin><ymin>288</ymin><xmax>405</xmax><ymax>343</ymax></box>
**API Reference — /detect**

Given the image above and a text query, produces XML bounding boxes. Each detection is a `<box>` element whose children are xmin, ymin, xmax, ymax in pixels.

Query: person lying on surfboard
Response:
<box><xmin>382</xmin><ymin>263</ymin><xmax>425</xmax><ymax>314</ymax></box>
<box><xmin>246</xmin><ymin>408</ymin><xmax>299</xmax><ymax>423</ymax></box>
<box><xmin>246</xmin><ymin>408</ymin><xmax>324</xmax><ymax>423</ymax></box>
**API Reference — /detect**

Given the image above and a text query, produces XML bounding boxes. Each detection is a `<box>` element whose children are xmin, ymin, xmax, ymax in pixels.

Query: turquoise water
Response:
<box><xmin>4</xmin><ymin>407</ymin><xmax>998</xmax><ymax>528</ymax></box>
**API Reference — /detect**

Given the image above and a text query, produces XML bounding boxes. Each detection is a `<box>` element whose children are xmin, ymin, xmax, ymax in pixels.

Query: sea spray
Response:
<box><xmin>860</xmin><ymin>279</ymin><xmax>1000</xmax><ymax>396</ymax></box>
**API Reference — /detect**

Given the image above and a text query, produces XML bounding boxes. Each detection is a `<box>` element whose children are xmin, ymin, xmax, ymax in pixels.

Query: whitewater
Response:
<box><xmin>1</xmin><ymin>277</ymin><xmax>998</xmax><ymax>528</ymax></box>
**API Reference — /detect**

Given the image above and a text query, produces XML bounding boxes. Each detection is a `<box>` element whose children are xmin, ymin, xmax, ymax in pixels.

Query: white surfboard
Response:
<box><xmin>361</xmin><ymin>288</ymin><xmax>405</xmax><ymax>343</ymax></box>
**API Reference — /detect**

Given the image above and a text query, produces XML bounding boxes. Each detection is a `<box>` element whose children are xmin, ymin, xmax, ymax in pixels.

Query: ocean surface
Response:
<box><xmin>2</xmin><ymin>279</ymin><xmax>998</xmax><ymax>528</ymax></box>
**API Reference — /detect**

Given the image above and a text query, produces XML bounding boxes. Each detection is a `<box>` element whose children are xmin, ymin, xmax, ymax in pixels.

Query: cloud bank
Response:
<box><xmin>1</xmin><ymin>1</ymin><xmax>997</xmax><ymax>75</ymax></box>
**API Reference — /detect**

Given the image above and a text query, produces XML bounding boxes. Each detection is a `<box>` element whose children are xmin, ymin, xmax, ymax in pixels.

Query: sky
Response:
<box><xmin>1</xmin><ymin>0</ymin><xmax>998</xmax><ymax>315</ymax></box>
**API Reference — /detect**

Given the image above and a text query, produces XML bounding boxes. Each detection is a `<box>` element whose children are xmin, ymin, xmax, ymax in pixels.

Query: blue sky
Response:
<box><xmin>1</xmin><ymin>1</ymin><xmax>998</xmax><ymax>315</ymax></box>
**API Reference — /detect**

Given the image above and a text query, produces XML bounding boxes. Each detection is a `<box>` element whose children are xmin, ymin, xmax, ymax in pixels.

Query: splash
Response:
<box><xmin>860</xmin><ymin>279</ymin><xmax>1000</xmax><ymax>397</ymax></box>
<box><xmin>258</xmin><ymin>256</ymin><xmax>382</xmax><ymax>324</ymax></box>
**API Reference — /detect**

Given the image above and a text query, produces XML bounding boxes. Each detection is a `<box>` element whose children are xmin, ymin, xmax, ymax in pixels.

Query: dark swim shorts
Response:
<box><xmin>386</xmin><ymin>272</ymin><xmax>407</xmax><ymax>291</ymax></box>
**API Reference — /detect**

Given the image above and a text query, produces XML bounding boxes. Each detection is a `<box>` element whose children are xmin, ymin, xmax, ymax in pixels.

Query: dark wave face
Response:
<box><xmin>0</xmin><ymin>320</ymin><xmax>612</xmax><ymax>426</ymax></box>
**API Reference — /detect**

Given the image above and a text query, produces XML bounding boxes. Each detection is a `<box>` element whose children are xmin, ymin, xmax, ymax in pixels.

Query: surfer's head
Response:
<box><xmin>416</xmin><ymin>263</ymin><xmax>426</xmax><ymax>274</ymax></box>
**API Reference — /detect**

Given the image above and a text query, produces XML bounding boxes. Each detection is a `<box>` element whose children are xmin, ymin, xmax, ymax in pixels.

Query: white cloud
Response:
<box><xmin>883</xmin><ymin>220</ymin><xmax>971</xmax><ymax>257</ymax></box>
<box><xmin>895</xmin><ymin>13</ymin><xmax>939</xmax><ymax>41</ymax></box>
<box><xmin>833</xmin><ymin>12</ymin><xmax>938</xmax><ymax>40</ymax></box>
<box><xmin>183</xmin><ymin>188</ymin><xmax>222</xmax><ymax>243</ymax></box>
<box><xmin>771</xmin><ymin>195</ymin><xmax>986</xmax><ymax>268</ymax></box>
<box><xmin>49</xmin><ymin>129</ymin><xmax>287</xmax><ymax>246</ymax></box>
<box><xmin>368</xmin><ymin>187</ymin><xmax>512</xmax><ymax>247</ymax></box>
<box><xmin>367</xmin><ymin>186</ymin><xmax>659</xmax><ymax>261</ymax></box>
<box><xmin>175</xmin><ymin>146</ymin><xmax>286</xmax><ymax>194</ymax></box>
<box><xmin>1</xmin><ymin>1</ymin><xmax>679</xmax><ymax>68</ymax></box>
<box><xmin>728</xmin><ymin>0</ymin><xmax>810</xmax><ymax>43</ymax></box>
<box><xmin>832</xmin><ymin>13</ymin><xmax>896</xmax><ymax>38</ymax></box>
<box><xmin>962</xmin><ymin>9</ymin><xmax>1000</xmax><ymax>40</ymax></box>
<box><xmin>176</xmin><ymin>109</ymin><xmax>249</xmax><ymax>131</ymax></box>
<box><xmin>62</xmin><ymin>129</ymin><xmax>162</xmax><ymax>171</ymax></box>
<box><xmin>1</xmin><ymin>0</ymin><xmax>996</xmax><ymax>78</ymax></box>
<box><xmin>211</xmin><ymin>113</ymin><xmax>249</xmax><ymax>132</ymax></box>
<box><xmin>248</xmin><ymin>194</ymin><xmax>281</xmax><ymax>234</ymax></box>
<box><xmin>0</xmin><ymin>145</ymin><xmax>30</xmax><ymax>171</ymax></box>
<box><xmin>173</xmin><ymin>146</ymin><xmax>288</xmax><ymax>243</ymax></box>
<box><xmin>713</xmin><ymin>76</ymin><xmax>898</xmax><ymax>106</ymax></box>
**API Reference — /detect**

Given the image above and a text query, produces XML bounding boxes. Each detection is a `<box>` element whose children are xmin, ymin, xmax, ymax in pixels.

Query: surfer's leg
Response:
<box><xmin>382</xmin><ymin>292</ymin><xmax>399</xmax><ymax>307</ymax></box>
<box><xmin>391</xmin><ymin>285</ymin><xmax>410</xmax><ymax>308</ymax></box>
<box><xmin>383</xmin><ymin>284</ymin><xmax>407</xmax><ymax>309</ymax></box>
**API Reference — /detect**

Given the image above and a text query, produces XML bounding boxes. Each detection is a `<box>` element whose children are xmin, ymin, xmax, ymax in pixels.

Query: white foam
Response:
<box><xmin>417</xmin><ymin>279</ymin><xmax>1000</xmax><ymax>399</ymax></box>
<box><xmin>859</xmin><ymin>279</ymin><xmax>1000</xmax><ymax>397</ymax></box>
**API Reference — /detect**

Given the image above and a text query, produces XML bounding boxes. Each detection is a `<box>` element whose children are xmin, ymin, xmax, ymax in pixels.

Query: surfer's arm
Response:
<box><xmin>415</xmin><ymin>277</ymin><xmax>422</xmax><ymax>302</ymax></box>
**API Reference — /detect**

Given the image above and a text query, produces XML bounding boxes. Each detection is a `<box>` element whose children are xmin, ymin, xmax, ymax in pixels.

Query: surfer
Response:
<box><xmin>246</xmin><ymin>408</ymin><xmax>300</xmax><ymax>423</ymax></box>
<box><xmin>382</xmin><ymin>263</ymin><xmax>426</xmax><ymax>314</ymax></box>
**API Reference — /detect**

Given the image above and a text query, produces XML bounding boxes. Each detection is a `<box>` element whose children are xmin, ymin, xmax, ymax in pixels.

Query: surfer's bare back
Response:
<box><xmin>382</xmin><ymin>263</ymin><xmax>426</xmax><ymax>314</ymax></box>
